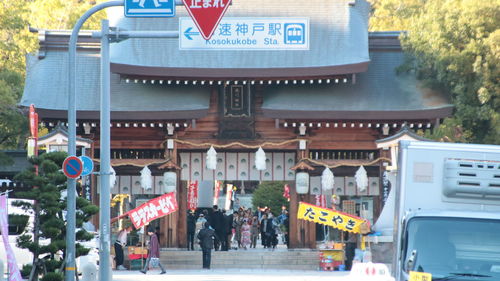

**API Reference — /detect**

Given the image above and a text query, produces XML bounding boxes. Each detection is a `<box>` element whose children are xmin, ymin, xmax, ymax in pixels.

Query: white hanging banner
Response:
<box><xmin>255</xmin><ymin>147</ymin><xmax>266</xmax><ymax>171</ymax></box>
<box><xmin>321</xmin><ymin>166</ymin><xmax>334</xmax><ymax>191</ymax></box>
<box><xmin>110</xmin><ymin>165</ymin><xmax>117</xmax><ymax>188</ymax></box>
<box><xmin>206</xmin><ymin>146</ymin><xmax>217</xmax><ymax>170</ymax></box>
<box><xmin>140</xmin><ymin>165</ymin><xmax>153</xmax><ymax>190</ymax></box>
<box><xmin>355</xmin><ymin>165</ymin><xmax>368</xmax><ymax>192</ymax></box>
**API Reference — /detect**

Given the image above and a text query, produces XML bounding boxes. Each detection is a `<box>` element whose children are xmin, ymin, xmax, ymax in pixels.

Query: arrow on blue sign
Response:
<box><xmin>184</xmin><ymin>27</ymin><xmax>200</xmax><ymax>40</ymax></box>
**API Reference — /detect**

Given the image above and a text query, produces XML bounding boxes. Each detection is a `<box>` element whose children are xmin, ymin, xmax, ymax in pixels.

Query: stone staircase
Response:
<box><xmin>159</xmin><ymin>248</ymin><xmax>320</xmax><ymax>270</ymax></box>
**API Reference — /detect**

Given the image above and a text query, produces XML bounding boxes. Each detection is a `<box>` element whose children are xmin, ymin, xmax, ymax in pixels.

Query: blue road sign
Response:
<box><xmin>79</xmin><ymin>156</ymin><xmax>94</xmax><ymax>177</ymax></box>
<box><xmin>125</xmin><ymin>0</ymin><xmax>175</xmax><ymax>17</ymax></box>
<box><xmin>63</xmin><ymin>156</ymin><xmax>83</xmax><ymax>179</ymax></box>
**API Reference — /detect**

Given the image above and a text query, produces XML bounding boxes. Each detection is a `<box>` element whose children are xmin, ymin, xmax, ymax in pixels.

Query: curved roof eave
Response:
<box><xmin>110</xmin><ymin>61</ymin><xmax>370</xmax><ymax>79</ymax></box>
<box><xmin>262</xmin><ymin>106</ymin><xmax>454</xmax><ymax>121</ymax></box>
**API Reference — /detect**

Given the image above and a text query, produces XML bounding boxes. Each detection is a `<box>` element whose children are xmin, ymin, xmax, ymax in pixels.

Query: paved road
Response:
<box><xmin>112</xmin><ymin>269</ymin><xmax>351</xmax><ymax>281</ymax></box>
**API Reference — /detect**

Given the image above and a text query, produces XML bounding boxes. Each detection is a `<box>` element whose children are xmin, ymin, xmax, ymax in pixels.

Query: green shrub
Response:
<box><xmin>20</xmin><ymin>264</ymin><xmax>32</xmax><ymax>279</ymax></box>
<box><xmin>252</xmin><ymin>181</ymin><xmax>289</xmax><ymax>216</ymax></box>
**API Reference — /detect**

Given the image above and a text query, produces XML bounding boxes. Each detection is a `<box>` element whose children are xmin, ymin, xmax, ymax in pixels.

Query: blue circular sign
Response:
<box><xmin>79</xmin><ymin>156</ymin><xmax>94</xmax><ymax>177</ymax></box>
<box><xmin>63</xmin><ymin>156</ymin><xmax>83</xmax><ymax>179</ymax></box>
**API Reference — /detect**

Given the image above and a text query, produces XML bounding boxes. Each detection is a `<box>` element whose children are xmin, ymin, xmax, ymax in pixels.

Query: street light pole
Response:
<box><xmin>67</xmin><ymin>2</ymin><xmax>123</xmax><ymax>281</ymax></box>
<box><xmin>68</xmin><ymin>2</ymin><xmax>182</xmax><ymax>281</ymax></box>
<box><xmin>93</xmin><ymin>24</ymin><xmax>178</xmax><ymax>281</ymax></box>
<box><xmin>99</xmin><ymin>18</ymin><xmax>112</xmax><ymax>281</ymax></box>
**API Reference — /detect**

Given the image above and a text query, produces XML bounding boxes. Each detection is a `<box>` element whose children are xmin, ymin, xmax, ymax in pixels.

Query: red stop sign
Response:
<box><xmin>183</xmin><ymin>0</ymin><xmax>232</xmax><ymax>40</ymax></box>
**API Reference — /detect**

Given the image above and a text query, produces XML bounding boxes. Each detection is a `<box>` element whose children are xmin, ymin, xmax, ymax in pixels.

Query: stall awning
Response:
<box><xmin>261</xmin><ymin>51</ymin><xmax>454</xmax><ymax>120</ymax></box>
<box><xmin>20</xmin><ymin>52</ymin><xmax>210</xmax><ymax>120</ymax></box>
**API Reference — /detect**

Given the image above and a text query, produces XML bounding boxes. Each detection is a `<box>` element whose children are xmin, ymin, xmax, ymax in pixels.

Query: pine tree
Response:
<box><xmin>13</xmin><ymin>151</ymin><xmax>99</xmax><ymax>281</ymax></box>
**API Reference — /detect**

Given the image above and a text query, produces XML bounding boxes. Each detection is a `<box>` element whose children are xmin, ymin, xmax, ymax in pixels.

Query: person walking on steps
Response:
<box><xmin>187</xmin><ymin>209</ymin><xmax>196</xmax><ymax>250</ymax></box>
<box><xmin>114</xmin><ymin>226</ymin><xmax>132</xmax><ymax>270</ymax></box>
<box><xmin>140</xmin><ymin>227</ymin><xmax>166</xmax><ymax>274</ymax></box>
<box><xmin>197</xmin><ymin>222</ymin><xmax>216</xmax><ymax>269</ymax></box>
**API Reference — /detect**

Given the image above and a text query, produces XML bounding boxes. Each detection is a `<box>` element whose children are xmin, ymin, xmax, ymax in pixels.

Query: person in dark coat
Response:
<box><xmin>264</xmin><ymin>214</ymin><xmax>277</xmax><ymax>249</ymax></box>
<box><xmin>187</xmin><ymin>209</ymin><xmax>197</xmax><ymax>250</ymax></box>
<box><xmin>140</xmin><ymin>227</ymin><xmax>166</xmax><ymax>274</ymax></box>
<box><xmin>197</xmin><ymin>222</ymin><xmax>216</xmax><ymax>269</ymax></box>
<box><xmin>210</xmin><ymin>205</ymin><xmax>225</xmax><ymax>251</ymax></box>
<box><xmin>260</xmin><ymin>213</ymin><xmax>268</xmax><ymax>248</ymax></box>
<box><xmin>223</xmin><ymin>210</ymin><xmax>233</xmax><ymax>251</ymax></box>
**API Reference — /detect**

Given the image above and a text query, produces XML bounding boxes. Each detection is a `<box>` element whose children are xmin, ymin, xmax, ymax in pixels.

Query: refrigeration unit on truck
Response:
<box><xmin>394</xmin><ymin>141</ymin><xmax>500</xmax><ymax>281</ymax></box>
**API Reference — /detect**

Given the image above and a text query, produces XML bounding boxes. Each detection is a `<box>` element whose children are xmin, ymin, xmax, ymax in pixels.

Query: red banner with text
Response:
<box><xmin>129</xmin><ymin>192</ymin><xmax>178</xmax><ymax>229</ymax></box>
<box><xmin>213</xmin><ymin>180</ymin><xmax>221</xmax><ymax>206</ymax></box>
<box><xmin>188</xmin><ymin>180</ymin><xmax>199</xmax><ymax>210</ymax></box>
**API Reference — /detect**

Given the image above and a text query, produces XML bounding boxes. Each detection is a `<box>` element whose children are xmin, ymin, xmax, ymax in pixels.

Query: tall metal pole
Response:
<box><xmin>67</xmin><ymin>2</ymin><xmax>123</xmax><ymax>281</ymax></box>
<box><xmin>68</xmin><ymin>3</ymin><xmax>182</xmax><ymax>281</ymax></box>
<box><xmin>99</xmin><ymin>19</ymin><xmax>112</xmax><ymax>281</ymax></box>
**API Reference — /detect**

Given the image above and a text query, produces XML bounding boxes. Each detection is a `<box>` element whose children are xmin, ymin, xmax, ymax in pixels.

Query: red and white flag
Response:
<box><xmin>283</xmin><ymin>184</ymin><xmax>291</xmax><ymax>201</ymax></box>
<box><xmin>224</xmin><ymin>184</ymin><xmax>233</xmax><ymax>211</ymax></box>
<box><xmin>128</xmin><ymin>193</ymin><xmax>178</xmax><ymax>229</ymax></box>
<box><xmin>187</xmin><ymin>180</ymin><xmax>199</xmax><ymax>210</ymax></box>
<box><xmin>213</xmin><ymin>180</ymin><xmax>221</xmax><ymax>206</ymax></box>
<box><xmin>315</xmin><ymin>195</ymin><xmax>326</xmax><ymax>208</ymax></box>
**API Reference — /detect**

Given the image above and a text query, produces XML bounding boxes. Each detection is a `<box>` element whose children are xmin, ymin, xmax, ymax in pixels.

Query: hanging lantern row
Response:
<box><xmin>295</xmin><ymin>165</ymin><xmax>368</xmax><ymax>195</ymax></box>
<box><xmin>123</xmin><ymin>77</ymin><xmax>351</xmax><ymax>85</ymax></box>
<box><xmin>205</xmin><ymin>146</ymin><xmax>267</xmax><ymax>171</ymax></box>
<box><xmin>39</xmin><ymin>121</ymin><xmax>433</xmax><ymax>132</ymax></box>
<box><xmin>47</xmin><ymin>121</ymin><xmax>175</xmax><ymax>128</ymax></box>
<box><xmin>282</xmin><ymin>122</ymin><xmax>432</xmax><ymax>129</ymax></box>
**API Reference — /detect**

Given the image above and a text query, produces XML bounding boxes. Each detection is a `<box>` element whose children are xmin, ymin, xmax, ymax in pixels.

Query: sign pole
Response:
<box><xmin>99</xmin><ymin>18</ymin><xmax>112</xmax><ymax>281</ymax></box>
<box><xmin>67</xmin><ymin>2</ymin><xmax>123</xmax><ymax>281</ymax></box>
<box><xmin>67</xmin><ymin>3</ymin><xmax>183</xmax><ymax>281</ymax></box>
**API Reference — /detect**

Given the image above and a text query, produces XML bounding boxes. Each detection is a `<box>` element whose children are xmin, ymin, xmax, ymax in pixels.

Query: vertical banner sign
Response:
<box><xmin>29</xmin><ymin>104</ymin><xmax>38</xmax><ymax>139</ymax></box>
<box><xmin>128</xmin><ymin>193</ymin><xmax>178</xmax><ymax>229</ymax></box>
<box><xmin>382</xmin><ymin>171</ymin><xmax>391</xmax><ymax>205</ymax></box>
<box><xmin>224</xmin><ymin>184</ymin><xmax>233</xmax><ymax>211</ymax></box>
<box><xmin>283</xmin><ymin>184</ymin><xmax>291</xmax><ymax>201</ymax></box>
<box><xmin>0</xmin><ymin>196</ymin><xmax>23</xmax><ymax>281</ymax></box>
<box><xmin>28</xmin><ymin>104</ymin><xmax>38</xmax><ymax>158</ymax></box>
<box><xmin>315</xmin><ymin>195</ymin><xmax>326</xmax><ymax>208</ymax></box>
<box><xmin>213</xmin><ymin>180</ymin><xmax>221</xmax><ymax>206</ymax></box>
<box><xmin>182</xmin><ymin>0</ymin><xmax>232</xmax><ymax>40</ymax></box>
<box><xmin>187</xmin><ymin>180</ymin><xmax>199</xmax><ymax>210</ymax></box>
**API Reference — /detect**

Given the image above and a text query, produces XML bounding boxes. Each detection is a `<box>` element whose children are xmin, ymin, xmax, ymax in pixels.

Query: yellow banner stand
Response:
<box><xmin>297</xmin><ymin>202</ymin><xmax>370</xmax><ymax>234</ymax></box>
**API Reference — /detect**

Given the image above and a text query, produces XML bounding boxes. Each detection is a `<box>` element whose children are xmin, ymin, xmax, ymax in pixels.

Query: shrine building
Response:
<box><xmin>20</xmin><ymin>0</ymin><xmax>452</xmax><ymax>249</ymax></box>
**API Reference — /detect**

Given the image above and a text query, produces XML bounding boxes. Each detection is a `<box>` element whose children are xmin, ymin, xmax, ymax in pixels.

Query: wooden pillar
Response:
<box><xmin>289</xmin><ymin>182</ymin><xmax>316</xmax><ymax>249</ymax></box>
<box><xmin>177</xmin><ymin>179</ymin><xmax>187</xmax><ymax>248</ymax></box>
<box><xmin>289</xmin><ymin>182</ymin><xmax>299</xmax><ymax>248</ymax></box>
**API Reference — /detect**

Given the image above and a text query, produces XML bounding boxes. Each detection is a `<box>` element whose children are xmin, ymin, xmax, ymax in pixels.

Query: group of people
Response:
<box><xmin>187</xmin><ymin>205</ymin><xmax>290</xmax><ymax>252</ymax></box>
<box><xmin>113</xmin><ymin>204</ymin><xmax>290</xmax><ymax>273</ymax></box>
<box><xmin>187</xmin><ymin>205</ymin><xmax>290</xmax><ymax>269</ymax></box>
<box><xmin>114</xmin><ymin>225</ymin><xmax>166</xmax><ymax>274</ymax></box>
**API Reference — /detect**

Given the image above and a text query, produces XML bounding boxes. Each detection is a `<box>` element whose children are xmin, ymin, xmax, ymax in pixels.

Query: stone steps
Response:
<box><xmin>159</xmin><ymin>249</ymin><xmax>320</xmax><ymax>270</ymax></box>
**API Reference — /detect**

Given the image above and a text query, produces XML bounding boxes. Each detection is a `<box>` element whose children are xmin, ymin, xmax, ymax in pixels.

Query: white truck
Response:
<box><xmin>393</xmin><ymin>141</ymin><xmax>500</xmax><ymax>281</ymax></box>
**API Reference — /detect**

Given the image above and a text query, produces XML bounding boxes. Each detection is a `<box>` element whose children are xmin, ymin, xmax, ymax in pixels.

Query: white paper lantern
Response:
<box><xmin>255</xmin><ymin>147</ymin><xmax>266</xmax><ymax>171</ymax></box>
<box><xmin>355</xmin><ymin>165</ymin><xmax>368</xmax><ymax>192</ymax></box>
<box><xmin>163</xmin><ymin>171</ymin><xmax>177</xmax><ymax>193</ymax></box>
<box><xmin>321</xmin><ymin>166</ymin><xmax>334</xmax><ymax>191</ymax></box>
<box><xmin>140</xmin><ymin>165</ymin><xmax>153</xmax><ymax>190</ymax></box>
<box><xmin>109</xmin><ymin>166</ymin><xmax>116</xmax><ymax>188</ymax></box>
<box><xmin>295</xmin><ymin>172</ymin><xmax>310</xmax><ymax>194</ymax></box>
<box><xmin>206</xmin><ymin>146</ymin><xmax>217</xmax><ymax>170</ymax></box>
